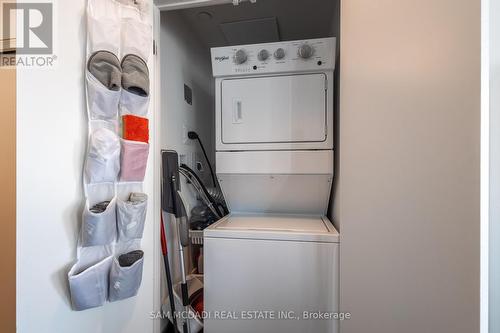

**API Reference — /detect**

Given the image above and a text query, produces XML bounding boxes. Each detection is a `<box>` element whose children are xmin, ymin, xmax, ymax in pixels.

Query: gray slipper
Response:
<box><xmin>88</xmin><ymin>51</ymin><xmax>121</xmax><ymax>91</ymax></box>
<box><xmin>118</xmin><ymin>250</ymin><xmax>144</xmax><ymax>267</ymax></box>
<box><xmin>121</xmin><ymin>54</ymin><xmax>149</xmax><ymax>97</ymax></box>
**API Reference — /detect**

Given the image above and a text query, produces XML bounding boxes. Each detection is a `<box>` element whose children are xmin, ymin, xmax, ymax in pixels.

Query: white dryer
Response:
<box><xmin>205</xmin><ymin>37</ymin><xmax>339</xmax><ymax>333</ymax></box>
<box><xmin>212</xmin><ymin>37</ymin><xmax>335</xmax><ymax>152</ymax></box>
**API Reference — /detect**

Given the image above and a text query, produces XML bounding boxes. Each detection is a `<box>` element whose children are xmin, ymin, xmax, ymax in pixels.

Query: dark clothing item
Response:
<box><xmin>121</xmin><ymin>54</ymin><xmax>149</xmax><ymax>97</ymax></box>
<box><xmin>118</xmin><ymin>250</ymin><xmax>144</xmax><ymax>267</ymax></box>
<box><xmin>89</xmin><ymin>201</ymin><xmax>111</xmax><ymax>214</ymax></box>
<box><xmin>88</xmin><ymin>51</ymin><xmax>122</xmax><ymax>91</ymax></box>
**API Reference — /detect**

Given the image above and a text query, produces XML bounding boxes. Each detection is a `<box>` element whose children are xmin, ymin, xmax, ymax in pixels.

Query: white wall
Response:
<box><xmin>16</xmin><ymin>1</ymin><xmax>159</xmax><ymax>332</ymax></box>
<box><xmin>337</xmin><ymin>0</ymin><xmax>480</xmax><ymax>332</ymax></box>
<box><xmin>158</xmin><ymin>9</ymin><xmax>214</xmax><ymax>329</ymax></box>
<box><xmin>159</xmin><ymin>11</ymin><xmax>214</xmax><ymax>192</ymax></box>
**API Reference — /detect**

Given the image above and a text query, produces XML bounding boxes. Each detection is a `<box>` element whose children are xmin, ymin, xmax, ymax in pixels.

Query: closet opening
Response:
<box><xmin>157</xmin><ymin>1</ymin><xmax>340</xmax><ymax>332</ymax></box>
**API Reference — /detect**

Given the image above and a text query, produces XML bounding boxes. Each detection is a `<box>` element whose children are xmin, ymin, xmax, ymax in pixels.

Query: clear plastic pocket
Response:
<box><xmin>88</xmin><ymin>17</ymin><xmax>120</xmax><ymax>55</ymax></box>
<box><xmin>108</xmin><ymin>252</ymin><xmax>144</xmax><ymax>302</ymax></box>
<box><xmin>85</xmin><ymin>127</ymin><xmax>121</xmax><ymax>183</ymax></box>
<box><xmin>88</xmin><ymin>0</ymin><xmax>121</xmax><ymax>55</ymax></box>
<box><xmin>120</xmin><ymin>139</ymin><xmax>149</xmax><ymax>182</ymax></box>
<box><xmin>81</xmin><ymin>183</ymin><xmax>117</xmax><ymax>247</ymax></box>
<box><xmin>86</xmin><ymin>71</ymin><xmax>121</xmax><ymax>120</ymax></box>
<box><xmin>121</xmin><ymin>18</ymin><xmax>152</xmax><ymax>62</ymax></box>
<box><xmin>117</xmin><ymin>195</ymin><xmax>147</xmax><ymax>241</ymax></box>
<box><xmin>68</xmin><ymin>255</ymin><xmax>113</xmax><ymax>311</ymax></box>
<box><xmin>120</xmin><ymin>89</ymin><xmax>150</xmax><ymax>117</ymax></box>
<box><xmin>116</xmin><ymin>182</ymin><xmax>147</xmax><ymax>241</ymax></box>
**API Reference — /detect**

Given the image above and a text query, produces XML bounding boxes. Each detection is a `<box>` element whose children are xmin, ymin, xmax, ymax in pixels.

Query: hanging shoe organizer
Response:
<box><xmin>68</xmin><ymin>0</ymin><xmax>152</xmax><ymax>311</ymax></box>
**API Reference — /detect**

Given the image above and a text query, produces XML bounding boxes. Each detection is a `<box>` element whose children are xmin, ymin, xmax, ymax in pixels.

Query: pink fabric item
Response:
<box><xmin>120</xmin><ymin>139</ymin><xmax>149</xmax><ymax>181</ymax></box>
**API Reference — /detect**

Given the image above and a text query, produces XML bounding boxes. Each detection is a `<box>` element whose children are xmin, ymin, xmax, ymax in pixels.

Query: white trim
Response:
<box><xmin>152</xmin><ymin>5</ymin><xmax>162</xmax><ymax>333</ymax></box>
<box><xmin>204</xmin><ymin>214</ymin><xmax>340</xmax><ymax>243</ymax></box>
<box><xmin>480</xmin><ymin>0</ymin><xmax>490</xmax><ymax>331</ymax></box>
<box><xmin>155</xmin><ymin>0</ymin><xmax>250</xmax><ymax>11</ymax></box>
<box><xmin>15</xmin><ymin>47</ymin><xmax>20</xmax><ymax>333</ymax></box>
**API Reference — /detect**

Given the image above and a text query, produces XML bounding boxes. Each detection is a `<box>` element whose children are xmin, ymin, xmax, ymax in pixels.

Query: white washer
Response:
<box><xmin>205</xmin><ymin>38</ymin><xmax>338</xmax><ymax>333</ymax></box>
<box><xmin>204</xmin><ymin>214</ymin><xmax>339</xmax><ymax>333</ymax></box>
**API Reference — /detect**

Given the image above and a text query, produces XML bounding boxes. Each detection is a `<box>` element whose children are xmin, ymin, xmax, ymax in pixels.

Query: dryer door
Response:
<box><xmin>220</xmin><ymin>73</ymin><xmax>327</xmax><ymax>144</ymax></box>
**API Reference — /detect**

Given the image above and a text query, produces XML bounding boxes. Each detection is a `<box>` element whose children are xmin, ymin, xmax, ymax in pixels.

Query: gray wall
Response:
<box><xmin>337</xmin><ymin>0</ymin><xmax>480</xmax><ymax>332</ymax></box>
<box><xmin>490</xmin><ymin>0</ymin><xmax>500</xmax><ymax>331</ymax></box>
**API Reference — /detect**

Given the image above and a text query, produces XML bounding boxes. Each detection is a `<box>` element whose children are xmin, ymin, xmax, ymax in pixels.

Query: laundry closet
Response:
<box><xmin>156</xmin><ymin>1</ymin><xmax>340</xmax><ymax>333</ymax></box>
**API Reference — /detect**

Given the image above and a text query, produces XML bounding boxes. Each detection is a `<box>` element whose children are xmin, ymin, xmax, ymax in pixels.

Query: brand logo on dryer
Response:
<box><xmin>215</xmin><ymin>56</ymin><xmax>229</xmax><ymax>62</ymax></box>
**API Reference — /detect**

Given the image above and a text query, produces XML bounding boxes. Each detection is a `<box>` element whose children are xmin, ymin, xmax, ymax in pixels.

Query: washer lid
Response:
<box><xmin>204</xmin><ymin>214</ymin><xmax>339</xmax><ymax>243</ymax></box>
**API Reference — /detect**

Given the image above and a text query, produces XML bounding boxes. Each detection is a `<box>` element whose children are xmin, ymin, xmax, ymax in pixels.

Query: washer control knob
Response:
<box><xmin>234</xmin><ymin>49</ymin><xmax>247</xmax><ymax>64</ymax></box>
<box><xmin>258</xmin><ymin>49</ymin><xmax>270</xmax><ymax>61</ymax></box>
<box><xmin>298</xmin><ymin>44</ymin><xmax>314</xmax><ymax>59</ymax></box>
<box><xmin>274</xmin><ymin>48</ymin><xmax>285</xmax><ymax>60</ymax></box>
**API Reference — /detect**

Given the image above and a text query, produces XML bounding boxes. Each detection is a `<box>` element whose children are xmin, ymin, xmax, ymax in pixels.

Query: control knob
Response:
<box><xmin>274</xmin><ymin>48</ymin><xmax>285</xmax><ymax>60</ymax></box>
<box><xmin>234</xmin><ymin>49</ymin><xmax>247</xmax><ymax>64</ymax></box>
<box><xmin>258</xmin><ymin>49</ymin><xmax>270</xmax><ymax>61</ymax></box>
<box><xmin>298</xmin><ymin>44</ymin><xmax>314</xmax><ymax>59</ymax></box>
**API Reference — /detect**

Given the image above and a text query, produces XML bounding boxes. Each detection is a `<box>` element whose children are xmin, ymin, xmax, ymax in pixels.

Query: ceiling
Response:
<box><xmin>170</xmin><ymin>0</ymin><xmax>338</xmax><ymax>48</ymax></box>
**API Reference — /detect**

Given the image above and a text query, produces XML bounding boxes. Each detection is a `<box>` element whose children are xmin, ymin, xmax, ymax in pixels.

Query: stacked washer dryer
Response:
<box><xmin>204</xmin><ymin>37</ymin><xmax>339</xmax><ymax>333</ymax></box>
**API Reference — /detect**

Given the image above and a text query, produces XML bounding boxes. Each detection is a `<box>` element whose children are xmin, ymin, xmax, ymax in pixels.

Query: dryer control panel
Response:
<box><xmin>211</xmin><ymin>37</ymin><xmax>336</xmax><ymax>77</ymax></box>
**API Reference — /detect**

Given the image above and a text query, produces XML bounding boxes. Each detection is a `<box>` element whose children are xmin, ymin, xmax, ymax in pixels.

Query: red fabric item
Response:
<box><xmin>192</xmin><ymin>294</ymin><xmax>204</xmax><ymax>318</ymax></box>
<box><xmin>122</xmin><ymin>115</ymin><xmax>149</xmax><ymax>143</ymax></box>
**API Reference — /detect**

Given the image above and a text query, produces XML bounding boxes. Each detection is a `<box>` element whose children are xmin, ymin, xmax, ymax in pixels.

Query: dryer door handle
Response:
<box><xmin>233</xmin><ymin>100</ymin><xmax>243</xmax><ymax>124</ymax></box>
